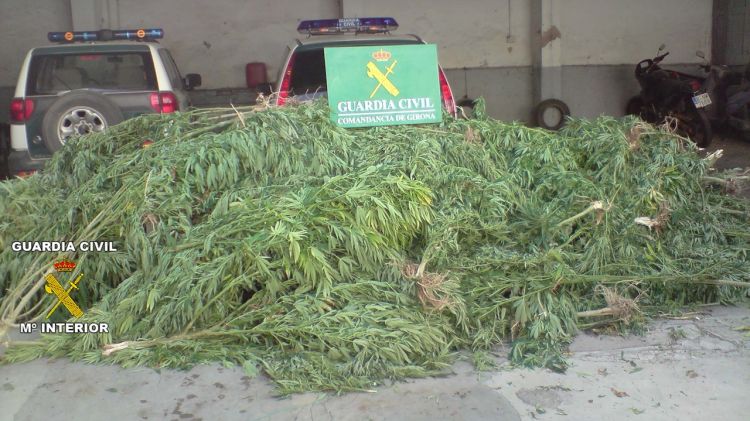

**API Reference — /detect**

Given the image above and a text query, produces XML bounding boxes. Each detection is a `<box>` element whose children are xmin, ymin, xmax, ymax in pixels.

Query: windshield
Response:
<box><xmin>27</xmin><ymin>52</ymin><xmax>157</xmax><ymax>95</ymax></box>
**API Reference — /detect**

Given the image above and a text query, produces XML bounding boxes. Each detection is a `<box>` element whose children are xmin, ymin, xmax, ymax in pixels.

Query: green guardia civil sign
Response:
<box><xmin>324</xmin><ymin>44</ymin><xmax>442</xmax><ymax>128</ymax></box>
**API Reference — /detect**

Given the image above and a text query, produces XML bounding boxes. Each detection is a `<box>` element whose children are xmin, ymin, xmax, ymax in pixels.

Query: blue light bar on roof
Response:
<box><xmin>48</xmin><ymin>28</ymin><xmax>164</xmax><ymax>43</ymax></box>
<box><xmin>48</xmin><ymin>31</ymin><xmax>97</xmax><ymax>42</ymax></box>
<box><xmin>112</xmin><ymin>28</ymin><xmax>164</xmax><ymax>40</ymax></box>
<box><xmin>297</xmin><ymin>17</ymin><xmax>398</xmax><ymax>34</ymax></box>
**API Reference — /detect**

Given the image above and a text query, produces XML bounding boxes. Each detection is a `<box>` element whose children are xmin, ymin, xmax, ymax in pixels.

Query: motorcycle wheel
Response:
<box><xmin>625</xmin><ymin>96</ymin><xmax>659</xmax><ymax>123</ymax></box>
<box><xmin>673</xmin><ymin>109</ymin><xmax>713</xmax><ymax>147</ymax></box>
<box><xmin>625</xmin><ymin>96</ymin><xmax>645</xmax><ymax>117</ymax></box>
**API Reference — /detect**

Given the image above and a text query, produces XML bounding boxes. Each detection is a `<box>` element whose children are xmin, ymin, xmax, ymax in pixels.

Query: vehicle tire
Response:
<box><xmin>625</xmin><ymin>95</ymin><xmax>662</xmax><ymax>123</ymax></box>
<box><xmin>625</xmin><ymin>95</ymin><xmax>646</xmax><ymax>117</ymax></box>
<box><xmin>674</xmin><ymin>109</ymin><xmax>713</xmax><ymax>148</ymax></box>
<box><xmin>41</xmin><ymin>91</ymin><xmax>124</xmax><ymax>153</ymax></box>
<box><xmin>534</xmin><ymin>99</ymin><xmax>570</xmax><ymax>131</ymax></box>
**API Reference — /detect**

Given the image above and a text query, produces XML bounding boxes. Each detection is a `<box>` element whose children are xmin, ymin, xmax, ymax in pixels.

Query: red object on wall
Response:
<box><xmin>245</xmin><ymin>62</ymin><xmax>268</xmax><ymax>88</ymax></box>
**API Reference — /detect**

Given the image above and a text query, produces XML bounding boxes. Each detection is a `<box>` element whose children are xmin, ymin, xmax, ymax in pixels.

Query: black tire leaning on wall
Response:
<box><xmin>534</xmin><ymin>98</ymin><xmax>570</xmax><ymax>131</ymax></box>
<box><xmin>41</xmin><ymin>91</ymin><xmax>124</xmax><ymax>153</ymax></box>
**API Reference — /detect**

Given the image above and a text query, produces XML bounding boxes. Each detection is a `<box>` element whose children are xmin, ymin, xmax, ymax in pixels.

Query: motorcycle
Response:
<box><xmin>626</xmin><ymin>45</ymin><xmax>713</xmax><ymax>147</ymax></box>
<box><xmin>695</xmin><ymin>51</ymin><xmax>750</xmax><ymax>140</ymax></box>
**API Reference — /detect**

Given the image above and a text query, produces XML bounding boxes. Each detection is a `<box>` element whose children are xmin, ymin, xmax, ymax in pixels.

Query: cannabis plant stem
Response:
<box><xmin>557</xmin><ymin>201</ymin><xmax>606</xmax><ymax>228</ymax></box>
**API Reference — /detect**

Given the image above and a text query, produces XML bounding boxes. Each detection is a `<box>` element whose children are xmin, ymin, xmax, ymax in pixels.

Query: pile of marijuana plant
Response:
<box><xmin>1</xmin><ymin>100</ymin><xmax>747</xmax><ymax>393</ymax></box>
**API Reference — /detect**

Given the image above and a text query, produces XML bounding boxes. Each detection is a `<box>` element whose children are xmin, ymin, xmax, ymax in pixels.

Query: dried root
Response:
<box><xmin>141</xmin><ymin>213</ymin><xmax>159</xmax><ymax>234</ymax></box>
<box><xmin>599</xmin><ymin>285</ymin><xmax>642</xmax><ymax>321</ymax></box>
<box><xmin>703</xmin><ymin>168</ymin><xmax>750</xmax><ymax>195</ymax></box>
<box><xmin>402</xmin><ymin>262</ymin><xmax>454</xmax><ymax>310</ymax></box>
<box><xmin>634</xmin><ymin>201</ymin><xmax>671</xmax><ymax>233</ymax></box>
<box><xmin>660</xmin><ymin>116</ymin><xmax>691</xmax><ymax>149</ymax></box>
<box><xmin>704</xmin><ymin>149</ymin><xmax>724</xmax><ymax>168</ymax></box>
<box><xmin>577</xmin><ymin>285</ymin><xmax>643</xmax><ymax>323</ymax></box>
<box><xmin>464</xmin><ymin>126</ymin><xmax>481</xmax><ymax>144</ymax></box>
<box><xmin>102</xmin><ymin>341</ymin><xmax>131</xmax><ymax>356</ymax></box>
<box><xmin>627</xmin><ymin>122</ymin><xmax>649</xmax><ymax>151</ymax></box>
<box><xmin>254</xmin><ymin>91</ymin><xmax>301</xmax><ymax>109</ymax></box>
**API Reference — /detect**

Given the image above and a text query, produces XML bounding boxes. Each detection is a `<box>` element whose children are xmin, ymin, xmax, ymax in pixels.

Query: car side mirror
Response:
<box><xmin>658</xmin><ymin>43</ymin><xmax>666</xmax><ymax>52</ymax></box>
<box><xmin>696</xmin><ymin>50</ymin><xmax>705</xmax><ymax>59</ymax></box>
<box><xmin>184</xmin><ymin>73</ymin><xmax>202</xmax><ymax>90</ymax></box>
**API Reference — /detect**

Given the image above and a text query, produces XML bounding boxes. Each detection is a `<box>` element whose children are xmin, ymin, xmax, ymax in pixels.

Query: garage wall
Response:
<box><xmin>0</xmin><ymin>0</ymin><xmax>720</xmax><ymax>122</ymax></box>
<box><xmin>343</xmin><ymin>0</ymin><xmax>714</xmax><ymax>121</ymax></box>
<box><xmin>556</xmin><ymin>0</ymin><xmax>713</xmax><ymax>118</ymax></box>
<box><xmin>344</xmin><ymin>0</ymin><xmax>531</xmax><ymax>68</ymax></box>
<box><xmin>345</xmin><ymin>0</ymin><xmax>713</xmax><ymax>67</ymax></box>
<box><xmin>559</xmin><ymin>0</ymin><xmax>713</xmax><ymax>65</ymax></box>
<box><xmin>0</xmin><ymin>0</ymin><xmax>73</xmax><ymax>87</ymax></box>
<box><xmin>117</xmin><ymin>0</ymin><xmax>339</xmax><ymax>89</ymax></box>
<box><xmin>341</xmin><ymin>0</ymin><xmax>534</xmax><ymax>120</ymax></box>
<box><xmin>726</xmin><ymin>0</ymin><xmax>750</xmax><ymax>65</ymax></box>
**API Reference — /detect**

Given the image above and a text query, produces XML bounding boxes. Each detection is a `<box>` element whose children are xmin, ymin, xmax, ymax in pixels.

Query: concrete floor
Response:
<box><xmin>1</xmin><ymin>306</ymin><xmax>749</xmax><ymax>421</ymax></box>
<box><xmin>707</xmin><ymin>129</ymin><xmax>750</xmax><ymax>196</ymax></box>
<box><xmin>708</xmin><ymin>129</ymin><xmax>750</xmax><ymax>167</ymax></box>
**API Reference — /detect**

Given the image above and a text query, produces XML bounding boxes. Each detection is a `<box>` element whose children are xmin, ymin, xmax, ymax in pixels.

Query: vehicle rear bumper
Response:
<box><xmin>7</xmin><ymin>149</ymin><xmax>47</xmax><ymax>177</ymax></box>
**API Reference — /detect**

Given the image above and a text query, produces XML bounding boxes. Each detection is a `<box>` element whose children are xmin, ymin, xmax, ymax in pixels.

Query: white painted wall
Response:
<box><xmin>0</xmin><ymin>0</ymin><xmax>73</xmax><ymax>86</ymax></box>
<box><xmin>343</xmin><ymin>0</ymin><xmax>532</xmax><ymax>68</ymax></box>
<box><xmin>0</xmin><ymin>0</ymin><xmax>715</xmax><ymax>87</ymax></box>
<box><xmin>117</xmin><ymin>0</ymin><xmax>339</xmax><ymax>89</ymax></box>
<box><xmin>558</xmin><ymin>0</ymin><xmax>713</xmax><ymax>65</ymax></box>
<box><xmin>342</xmin><ymin>0</ymin><xmax>713</xmax><ymax>69</ymax></box>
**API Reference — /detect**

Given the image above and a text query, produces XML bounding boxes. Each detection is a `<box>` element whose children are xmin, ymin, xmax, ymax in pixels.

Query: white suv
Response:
<box><xmin>7</xmin><ymin>28</ymin><xmax>201</xmax><ymax>176</ymax></box>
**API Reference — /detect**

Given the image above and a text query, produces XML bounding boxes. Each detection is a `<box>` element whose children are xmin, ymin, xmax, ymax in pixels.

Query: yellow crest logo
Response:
<box><xmin>371</xmin><ymin>49</ymin><xmax>392</xmax><ymax>62</ymax></box>
<box><xmin>366</xmin><ymin>49</ymin><xmax>399</xmax><ymax>98</ymax></box>
<box><xmin>45</xmin><ymin>260</ymin><xmax>84</xmax><ymax>319</ymax></box>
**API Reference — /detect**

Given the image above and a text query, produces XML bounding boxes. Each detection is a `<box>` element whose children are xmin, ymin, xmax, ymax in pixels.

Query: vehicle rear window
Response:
<box><xmin>158</xmin><ymin>49</ymin><xmax>184</xmax><ymax>90</ymax></box>
<box><xmin>27</xmin><ymin>52</ymin><xmax>157</xmax><ymax>95</ymax></box>
<box><xmin>290</xmin><ymin>49</ymin><xmax>327</xmax><ymax>95</ymax></box>
<box><xmin>288</xmin><ymin>41</ymin><xmax>422</xmax><ymax>96</ymax></box>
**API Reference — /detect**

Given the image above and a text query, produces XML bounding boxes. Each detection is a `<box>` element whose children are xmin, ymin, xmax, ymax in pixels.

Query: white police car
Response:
<box><xmin>274</xmin><ymin>17</ymin><xmax>456</xmax><ymax>115</ymax></box>
<box><xmin>7</xmin><ymin>28</ymin><xmax>201</xmax><ymax>176</ymax></box>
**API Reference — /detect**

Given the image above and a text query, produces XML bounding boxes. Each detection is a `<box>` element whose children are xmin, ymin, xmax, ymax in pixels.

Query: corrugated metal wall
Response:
<box><xmin>727</xmin><ymin>0</ymin><xmax>750</xmax><ymax>64</ymax></box>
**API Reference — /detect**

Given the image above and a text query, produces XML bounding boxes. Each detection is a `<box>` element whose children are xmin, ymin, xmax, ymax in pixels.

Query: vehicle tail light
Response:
<box><xmin>438</xmin><ymin>69</ymin><xmax>456</xmax><ymax>116</ymax></box>
<box><xmin>16</xmin><ymin>170</ymin><xmax>37</xmax><ymax>178</ymax></box>
<box><xmin>689</xmin><ymin>80</ymin><xmax>702</xmax><ymax>91</ymax></box>
<box><xmin>10</xmin><ymin>98</ymin><xmax>34</xmax><ymax>123</ymax></box>
<box><xmin>276</xmin><ymin>53</ymin><xmax>296</xmax><ymax>106</ymax></box>
<box><xmin>150</xmin><ymin>91</ymin><xmax>177</xmax><ymax>113</ymax></box>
